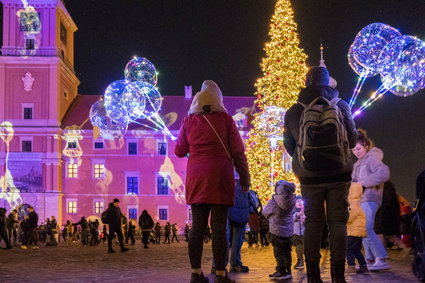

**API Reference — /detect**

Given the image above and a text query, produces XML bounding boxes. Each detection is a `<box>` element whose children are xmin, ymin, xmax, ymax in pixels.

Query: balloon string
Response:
<box><xmin>349</xmin><ymin>73</ymin><xmax>368</xmax><ymax>109</ymax></box>
<box><xmin>142</xmin><ymin>94</ymin><xmax>176</xmax><ymax>140</ymax></box>
<box><xmin>352</xmin><ymin>85</ymin><xmax>388</xmax><ymax>118</ymax></box>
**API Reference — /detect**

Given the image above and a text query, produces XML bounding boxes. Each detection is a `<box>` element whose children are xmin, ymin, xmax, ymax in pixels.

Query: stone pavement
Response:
<box><xmin>0</xmin><ymin>239</ymin><xmax>418</xmax><ymax>283</ymax></box>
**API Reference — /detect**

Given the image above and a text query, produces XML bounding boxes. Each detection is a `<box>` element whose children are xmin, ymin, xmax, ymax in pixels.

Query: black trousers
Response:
<box><xmin>347</xmin><ymin>236</ymin><xmax>366</xmax><ymax>266</ymax></box>
<box><xmin>141</xmin><ymin>231</ymin><xmax>150</xmax><ymax>247</ymax></box>
<box><xmin>108</xmin><ymin>226</ymin><xmax>124</xmax><ymax>251</ymax></box>
<box><xmin>189</xmin><ymin>204</ymin><xmax>228</xmax><ymax>270</ymax></box>
<box><xmin>126</xmin><ymin>230</ymin><xmax>135</xmax><ymax>244</ymax></box>
<box><xmin>271</xmin><ymin>234</ymin><xmax>292</xmax><ymax>273</ymax></box>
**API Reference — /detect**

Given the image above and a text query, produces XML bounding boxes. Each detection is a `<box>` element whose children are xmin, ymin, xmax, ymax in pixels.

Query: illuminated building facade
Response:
<box><xmin>0</xmin><ymin>0</ymin><xmax>255</xmax><ymax>228</ymax></box>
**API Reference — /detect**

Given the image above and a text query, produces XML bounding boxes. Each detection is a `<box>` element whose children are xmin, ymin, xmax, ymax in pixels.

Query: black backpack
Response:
<box><xmin>297</xmin><ymin>97</ymin><xmax>350</xmax><ymax>173</ymax></box>
<box><xmin>101</xmin><ymin>208</ymin><xmax>111</xmax><ymax>224</ymax></box>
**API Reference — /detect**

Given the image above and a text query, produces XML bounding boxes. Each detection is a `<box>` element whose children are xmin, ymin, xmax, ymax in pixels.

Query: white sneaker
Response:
<box><xmin>31</xmin><ymin>246</ymin><xmax>40</xmax><ymax>249</ymax></box>
<box><xmin>20</xmin><ymin>245</ymin><xmax>27</xmax><ymax>249</ymax></box>
<box><xmin>368</xmin><ymin>258</ymin><xmax>390</xmax><ymax>270</ymax></box>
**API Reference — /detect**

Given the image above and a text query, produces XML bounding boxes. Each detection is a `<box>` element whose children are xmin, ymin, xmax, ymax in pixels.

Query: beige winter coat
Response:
<box><xmin>347</xmin><ymin>182</ymin><xmax>366</xmax><ymax>237</ymax></box>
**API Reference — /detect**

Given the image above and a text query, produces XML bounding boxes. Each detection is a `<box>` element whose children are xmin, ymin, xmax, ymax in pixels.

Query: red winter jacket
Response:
<box><xmin>175</xmin><ymin>112</ymin><xmax>250</xmax><ymax>205</ymax></box>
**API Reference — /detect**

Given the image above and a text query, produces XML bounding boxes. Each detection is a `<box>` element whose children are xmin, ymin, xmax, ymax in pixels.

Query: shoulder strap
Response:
<box><xmin>330</xmin><ymin>97</ymin><xmax>341</xmax><ymax>105</ymax></box>
<box><xmin>202</xmin><ymin>115</ymin><xmax>232</xmax><ymax>161</ymax></box>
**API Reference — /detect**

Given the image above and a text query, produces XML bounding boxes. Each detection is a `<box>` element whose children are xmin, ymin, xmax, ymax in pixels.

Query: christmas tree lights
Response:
<box><xmin>246</xmin><ymin>0</ymin><xmax>308</xmax><ymax>202</ymax></box>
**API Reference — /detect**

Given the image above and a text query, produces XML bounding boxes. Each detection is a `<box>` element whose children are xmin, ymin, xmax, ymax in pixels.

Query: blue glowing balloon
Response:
<box><xmin>104</xmin><ymin>80</ymin><xmax>130</xmax><ymax>125</ymax></box>
<box><xmin>124</xmin><ymin>57</ymin><xmax>158</xmax><ymax>85</ymax></box>
<box><xmin>351</xmin><ymin>23</ymin><xmax>401</xmax><ymax>75</ymax></box>
<box><xmin>89</xmin><ymin>100</ymin><xmax>128</xmax><ymax>140</ymax></box>
<box><xmin>124</xmin><ymin>81</ymin><xmax>162</xmax><ymax>119</ymax></box>
<box><xmin>348</xmin><ymin>45</ymin><xmax>376</xmax><ymax>78</ymax></box>
<box><xmin>379</xmin><ymin>36</ymin><xmax>425</xmax><ymax>97</ymax></box>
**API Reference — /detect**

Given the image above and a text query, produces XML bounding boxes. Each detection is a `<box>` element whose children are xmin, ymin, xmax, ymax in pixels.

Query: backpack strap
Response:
<box><xmin>330</xmin><ymin>97</ymin><xmax>341</xmax><ymax>106</ymax></box>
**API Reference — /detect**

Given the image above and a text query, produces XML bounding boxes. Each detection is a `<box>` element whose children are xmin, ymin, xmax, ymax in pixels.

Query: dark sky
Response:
<box><xmin>9</xmin><ymin>0</ymin><xmax>425</xmax><ymax>202</ymax></box>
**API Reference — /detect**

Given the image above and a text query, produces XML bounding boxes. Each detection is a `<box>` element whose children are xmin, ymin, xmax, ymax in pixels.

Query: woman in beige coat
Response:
<box><xmin>346</xmin><ymin>183</ymin><xmax>367</xmax><ymax>273</ymax></box>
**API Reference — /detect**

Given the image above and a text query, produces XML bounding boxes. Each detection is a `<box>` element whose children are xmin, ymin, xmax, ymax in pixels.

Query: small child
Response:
<box><xmin>292</xmin><ymin>196</ymin><xmax>305</xmax><ymax>269</ymax></box>
<box><xmin>263</xmin><ymin>180</ymin><xmax>296</xmax><ymax>280</ymax></box>
<box><xmin>347</xmin><ymin>182</ymin><xmax>368</xmax><ymax>273</ymax></box>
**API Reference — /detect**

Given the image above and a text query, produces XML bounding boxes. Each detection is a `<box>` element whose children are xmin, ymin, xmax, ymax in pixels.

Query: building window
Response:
<box><xmin>127</xmin><ymin>177</ymin><xmax>139</xmax><ymax>195</ymax></box>
<box><xmin>158</xmin><ymin>142</ymin><xmax>167</xmax><ymax>155</ymax></box>
<box><xmin>94</xmin><ymin>164</ymin><xmax>105</xmax><ymax>179</ymax></box>
<box><xmin>67</xmin><ymin>141</ymin><xmax>77</xmax><ymax>149</ymax></box>
<box><xmin>23</xmin><ymin>107</ymin><xmax>33</xmax><ymax>119</ymax></box>
<box><xmin>129</xmin><ymin>208</ymin><xmax>138</xmax><ymax>220</ymax></box>
<box><xmin>188</xmin><ymin>207</ymin><xmax>192</xmax><ymax>221</ymax></box>
<box><xmin>94</xmin><ymin>201</ymin><xmax>104</xmax><ymax>214</ymax></box>
<box><xmin>158</xmin><ymin>207</ymin><xmax>168</xmax><ymax>221</ymax></box>
<box><xmin>67</xmin><ymin>163</ymin><xmax>78</xmax><ymax>178</ymax></box>
<box><xmin>94</xmin><ymin>142</ymin><xmax>104</xmax><ymax>149</ymax></box>
<box><xmin>67</xmin><ymin>200</ymin><xmax>77</xmax><ymax>214</ymax></box>
<box><xmin>128</xmin><ymin>142</ymin><xmax>137</xmax><ymax>155</ymax></box>
<box><xmin>22</xmin><ymin>140</ymin><xmax>32</xmax><ymax>152</ymax></box>
<box><xmin>157</xmin><ymin>176</ymin><xmax>169</xmax><ymax>195</ymax></box>
<box><xmin>26</xmin><ymin>38</ymin><xmax>35</xmax><ymax>50</ymax></box>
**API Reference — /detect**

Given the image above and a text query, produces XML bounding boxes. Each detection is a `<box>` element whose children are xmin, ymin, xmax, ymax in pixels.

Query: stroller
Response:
<box><xmin>412</xmin><ymin>170</ymin><xmax>425</xmax><ymax>281</ymax></box>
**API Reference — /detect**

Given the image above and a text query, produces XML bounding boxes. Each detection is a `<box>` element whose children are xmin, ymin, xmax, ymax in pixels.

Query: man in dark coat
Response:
<box><xmin>23</xmin><ymin>206</ymin><xmax>39</xmax><ymax>249</ymax></box>
<box><xmin>0</xmin><ymin>208</ymin><xmax>12</xmax><ymax>249</ymax></box>
<box><xmin>284</xmin><ymin>66</ymin><xmax>357</xmax><ymax>283</ymax></box>
<box><xmin>107</xmin><ymin>199</ymin><xmax>128</xmax><ymax>253</ymax></box>
<box><xmin>6</xmin><ymin>209</ymin><xmax>18</xmax><ymax>247</ymax></box>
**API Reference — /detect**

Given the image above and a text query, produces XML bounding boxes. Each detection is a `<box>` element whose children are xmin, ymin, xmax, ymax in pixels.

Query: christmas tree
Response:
<box><xmin>245</xmin><ymin>0</ymin><xmax>308</xmax><ymax>202</ymax></box>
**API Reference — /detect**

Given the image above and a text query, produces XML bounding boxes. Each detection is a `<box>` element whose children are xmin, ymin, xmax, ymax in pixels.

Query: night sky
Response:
<box><xmin>6</xmin><ymin>1</ymin><xmax>425</xmax><ymax>202</ymax></box>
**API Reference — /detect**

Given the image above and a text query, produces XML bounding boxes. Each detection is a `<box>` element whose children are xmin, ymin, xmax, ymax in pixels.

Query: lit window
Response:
<box><xmin>127</xmin><ymin>177</ymin><xmax>139</xmax><ymax>195</ymax></box>
<box><xmin>22</xmin><ymin>140</ymin><xmax>32</xmax><ymax>152</ymax></box>
<box><xmin>158</xmin><ymin>142</ymin><xmax>167</xmax><ymax>155</ymax></box>
<box><xmin>94</xmin><ymin>164</ymin><xmax>105</xmax><ymax>179</ymax></box>
<box><xmin>157</xmin><ymin>176</ymin><xmax>169</xmax><ymax>195</ymax></box>
<box><xmin>129</xmin><ymin>208</ymin><xmax>138</xmax><ymax>220</ymax></box>
<box><xmin>67</xmin><ymin>200</ymin><xmax>77</xmax><ymax>214</ymax></box>
<box><xmin>94</xmin><ymin>142</ymin><xmax>104</xmax><ymax>149</ymax></box>
<box><xmin>67</xmin><ymin>163</ymin><xmax>78</xmax><ymax>178</ymax></box>
<box><xmin>94</xmin><ymin>201</ymin><xmax>104</xmax><ymax>214</ymax></box>
<box><xmin>158</xmin><ymin>208</ymin><xmax>168</xmax><ymax>220</ymax></box>
<box><xmin>23</xmin><ymin>107</ymin><xmax>33</xmax><ymax>119</ymax></box>
<box><xmin>128</xmin><ymin>142</ymin><xmax>137</xmax><ymax>155</ymax></box>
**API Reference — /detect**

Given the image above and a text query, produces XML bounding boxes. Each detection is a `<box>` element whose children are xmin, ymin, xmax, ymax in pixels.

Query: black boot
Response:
<box><xmin>306</xmin><ymin>260</ymin><xmax>323</xmax><ymax>283</ymax></box>
<box><xmin>331</xmin><ymin>261</ymin><xmax>347</xmax><ymax>283</ymax></box>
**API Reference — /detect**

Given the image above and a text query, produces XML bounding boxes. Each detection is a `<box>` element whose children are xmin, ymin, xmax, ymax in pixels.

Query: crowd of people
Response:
<box><xmin>0</xmin><ymin>201</ymin><xmax>189</xmax><ymax>252</ymax></box>
<box><xmin>0</xmin><ymin>70</ymin><xmax>418</xmax><ymax>283</ymax></box>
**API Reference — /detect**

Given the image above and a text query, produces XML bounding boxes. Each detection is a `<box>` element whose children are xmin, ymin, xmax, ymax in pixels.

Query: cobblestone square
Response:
<box><xmin>0</xmin><ymin>239</ymin><xmax>417</xmax><ymax>283</ymax></box>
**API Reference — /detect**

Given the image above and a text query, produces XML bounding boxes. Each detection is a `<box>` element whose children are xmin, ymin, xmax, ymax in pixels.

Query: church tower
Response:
<box><xmin>0</xmin><ymin>0</ymin><xmax>79</xmax><ymax>223</ymax></box>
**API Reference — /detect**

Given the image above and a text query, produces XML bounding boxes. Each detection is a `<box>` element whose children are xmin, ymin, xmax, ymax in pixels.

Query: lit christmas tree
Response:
<box><xmin>245</xmin><ymin>0</ymin><xmax>308</xmax><ymax>202</ymax></box>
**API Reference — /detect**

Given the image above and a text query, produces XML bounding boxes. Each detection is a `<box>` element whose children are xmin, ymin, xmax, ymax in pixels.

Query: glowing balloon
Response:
<box><xmin>124</xmin><ymin>81</ymin><xmax>162</xmax><ymax>119</ymax></box>
<box><xmin>351</xmin><ymin>23</ymin><xmax>401</xmax><ymax>75</ymax></box>
<box><xmin>121</xmin><ymin>82</ymin><xmax>148</xmax><ymax>121</ymax></box>
<box><xmin>379</xmin><ymin>36</ymin><xmax>425</xmax><ymax>97</ymax></box>
<box><xmin>89</xmin><ymin>100</ymin><xmax>128</xmax><ymax>140</ymax></box>
<box><xmin>103</xmin><ymin>80</ymin><xmax>130</xmax><ymax>124</ymax></box>
<box><xmin>124</xmin><ymin>57</ymin><xmax>158</xmax><ymax>85</ymax></box>
<box><xmin>348</xmin><ymin>45</ymin><xmax>376</xmax><ymax>78</ymax></box>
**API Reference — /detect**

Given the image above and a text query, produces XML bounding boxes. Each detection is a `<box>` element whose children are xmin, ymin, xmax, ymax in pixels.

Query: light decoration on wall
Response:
<box><xmin>90</xmin><ymin>57</ymin><xmax>176</xmax><ymax>141</ymax></box>
<box><xmin>0</xmin><ymin>122</ymin><xmax>23</xmax><ymax>209</ymax></box>
<box><xmin>62</xmin><ymin>126</ymin><xmax>84</xmax><ymax>166</ymax></box>
<box><xmin>16</xmin><ymin>0</ymin><xmax>41</xmax><ymax>54</ymax></box>
<box><xmin>159</xmin><ymin>158</ymin><xmax>186</xmax><ymax>204</ymax></box>
<box><xmin>347</xmin><ymin>23</ymin><xmax>425</xmax><ymax>118</ymax></box>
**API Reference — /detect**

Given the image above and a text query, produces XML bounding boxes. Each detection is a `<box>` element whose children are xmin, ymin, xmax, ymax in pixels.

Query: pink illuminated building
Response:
<box><xmin>0</xmin><ymin>0</ymin><xmax>255</xmax><ymax>229</ymax></box>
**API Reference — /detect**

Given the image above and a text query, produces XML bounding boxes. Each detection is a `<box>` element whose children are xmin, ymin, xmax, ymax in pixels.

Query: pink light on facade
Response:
<box><xmin>159</xmin><ymin>156</ymin><xmax>186</xmax><ymax>204</ymax></box>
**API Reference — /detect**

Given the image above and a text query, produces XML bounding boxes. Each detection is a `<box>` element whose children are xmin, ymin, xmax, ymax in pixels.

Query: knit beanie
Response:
<box><xmin>305</xmin><ymin>66</ymin><xmax>330</xmax><ymax>87</ymax></box>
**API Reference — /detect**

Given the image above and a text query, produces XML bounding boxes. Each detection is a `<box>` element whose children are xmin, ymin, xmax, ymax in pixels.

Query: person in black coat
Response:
<box><xmin>107</xmin><ymin>199</ymin><xmax>129</xmax><ymax>253</ymax></box>
<box><xmin>139</xmin><ymin>210</ymin><xmax>154</xmax><ymax>248</ymax></box>
<box><xmin>284</xmin><ymin>66</ymin><xmax>358</xmax><ymax>283</ymax></box>
<box><xmin>125</xmin><ymin>219</ymin><xmax>136</xmax><ymax>245</ymax></box>
<box><xmin>23</xmin><ymin>206</ymin><xmax>39</xmax><ymax>249</ymax></box>
<box><xmin>0</xmin><ymin>208</ymin><xmax>12</xmax><ymax>249</ymax></box>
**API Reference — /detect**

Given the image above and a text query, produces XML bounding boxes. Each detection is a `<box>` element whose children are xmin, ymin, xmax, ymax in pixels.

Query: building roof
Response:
<box><xmin>61</xmin><ymin>94</ymin><xmax>256</xmax><ymax>132</ymax></box>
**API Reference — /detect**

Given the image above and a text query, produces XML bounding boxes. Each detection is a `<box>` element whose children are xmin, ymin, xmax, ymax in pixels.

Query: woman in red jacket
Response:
<box><xmin>175</xmin><ymin>80</ymin><xmax>250</xmax><ymax>283</ymax></box>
